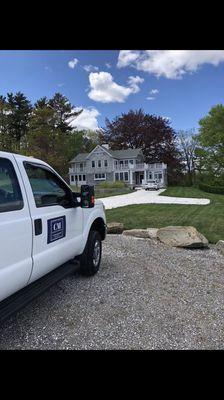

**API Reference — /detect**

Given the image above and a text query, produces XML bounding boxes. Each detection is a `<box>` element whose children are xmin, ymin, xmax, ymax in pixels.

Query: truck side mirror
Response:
<box><xmin>80</xmin><ymin>185</ymin><xmax>95</xmax><ymax>208</ymax></box>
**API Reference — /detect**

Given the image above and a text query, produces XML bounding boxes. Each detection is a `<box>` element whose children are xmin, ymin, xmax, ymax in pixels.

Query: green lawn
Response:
<box><xmin>70</xmin><ymin>186</ymin><xmax>133</xmax><ymax>198</ymax></box>
<box><xmin>106</xmin><ymin>186</ymin><xmax>224</xmax><ymax>244</ymax></box>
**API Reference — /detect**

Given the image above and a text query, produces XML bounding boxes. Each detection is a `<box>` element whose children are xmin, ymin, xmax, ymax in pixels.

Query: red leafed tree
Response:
<box><xmin>100</xmin><ymin>109</ymin><xmax>183</xmax><ymax>184</ymax></box>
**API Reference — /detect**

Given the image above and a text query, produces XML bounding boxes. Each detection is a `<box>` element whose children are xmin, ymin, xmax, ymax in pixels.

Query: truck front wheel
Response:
<box><xmin>78</xmin><ymin>231</ymin><xmax>102</xmax><ymax>276</ymax></box>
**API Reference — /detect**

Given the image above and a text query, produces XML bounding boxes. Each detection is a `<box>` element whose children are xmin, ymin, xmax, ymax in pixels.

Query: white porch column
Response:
<box><xmin>130</xmin><ymin>170</ymin><xmax>133</xmax><ymax>184</ymax></box>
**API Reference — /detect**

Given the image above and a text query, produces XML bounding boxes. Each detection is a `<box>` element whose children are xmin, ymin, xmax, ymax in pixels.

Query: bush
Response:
<box><xmin>98</xmin><ymin>181</ymin><xmax>126</xmax><ymax>189</ymax></box>
<box><xmin>198</xmin><ymin>182</ymin><xmax>224</xmax><ymax>195</ymax></box>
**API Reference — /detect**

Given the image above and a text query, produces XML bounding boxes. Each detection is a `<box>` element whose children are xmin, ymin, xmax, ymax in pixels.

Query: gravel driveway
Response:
<box><xmin>99</xmin><ymin>189</ymin><xmax>210</xmax><ymax>209</ymax></box>
<box><xmin>0</xmin><ymin>234</ymin><xmax>224</xmax><ymax>350</ymax></box>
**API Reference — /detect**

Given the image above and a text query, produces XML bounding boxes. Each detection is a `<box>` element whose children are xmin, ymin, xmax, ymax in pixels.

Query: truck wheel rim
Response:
<box><xmin>93</xmin><ymin>240</ymin><xmax>101</xmax><ymax>267</ymax></box>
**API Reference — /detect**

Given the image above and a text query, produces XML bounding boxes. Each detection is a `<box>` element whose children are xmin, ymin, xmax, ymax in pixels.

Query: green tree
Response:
<box><xmin>198</xmin><ymin>104</ymin><xmax>224</xmax><ymax>183</ymax></box>
<box><xmin>48</xmin><ymin>93</ymin><xmax>82</xmax><ymax>134</ymax></box>
<box><xmin>7</xmin><ymin>92</ymin><xmax>32</xmax><ymax>151</ymax></box>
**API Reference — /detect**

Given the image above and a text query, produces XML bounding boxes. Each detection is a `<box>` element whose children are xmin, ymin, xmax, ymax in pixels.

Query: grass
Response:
<box><xmin>70</xmin><ymin>185</ymin><xmax>133</xmax><ymax>198</ymax></box>
<box><xmin>105</xmin><ymin>186</ymin><xmax>224</xmax><ymax>244</ymax></box>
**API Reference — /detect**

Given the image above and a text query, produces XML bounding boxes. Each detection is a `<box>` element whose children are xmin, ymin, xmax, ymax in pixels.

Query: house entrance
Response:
<box><xmin>134</xmin><ymin>171</ymin><xmax>144</xmax><ymax>185</ymax></box>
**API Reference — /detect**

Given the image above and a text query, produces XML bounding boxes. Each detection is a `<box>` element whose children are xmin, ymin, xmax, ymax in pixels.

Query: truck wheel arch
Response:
<box><xmin>90</xmin><ymin>217</ymin><xmax>106</xmax><ymax>240</ymax></box>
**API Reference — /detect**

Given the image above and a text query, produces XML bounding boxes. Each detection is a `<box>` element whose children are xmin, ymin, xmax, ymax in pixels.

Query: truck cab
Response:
<box><xmin>0</xmin><ymin>151</ymin><xmax>106</xmax><ymax>310</ymax></box>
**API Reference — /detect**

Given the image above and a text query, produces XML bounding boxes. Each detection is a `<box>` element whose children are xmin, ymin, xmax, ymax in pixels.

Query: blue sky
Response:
<box><xmin>0</xmin><ymin>50</ymin><xmax>224</xmax><ymax>132</ymax></box>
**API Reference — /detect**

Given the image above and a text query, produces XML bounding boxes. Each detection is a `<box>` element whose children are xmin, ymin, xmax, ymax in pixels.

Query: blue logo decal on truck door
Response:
<box><xmin>47</xmin><ymin>216</ymin><xmax>66</xmax><ymax>244</ymax></box>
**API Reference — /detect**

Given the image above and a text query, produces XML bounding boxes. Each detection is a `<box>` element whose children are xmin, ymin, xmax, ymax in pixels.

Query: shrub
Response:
<box><xmin>198</xmin><ymin>182</ymin><xmax>224</xmax><ymax>195</ymax></box>
<box><xmin>98</xmin><ymin>181</ymin><xmax>126</xmax><ymax>189</ymax></box>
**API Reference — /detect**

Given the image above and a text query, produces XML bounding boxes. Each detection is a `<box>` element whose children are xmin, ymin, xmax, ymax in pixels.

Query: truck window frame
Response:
<box><xmin>23</xmin><ymin>161</ymin><xmax>73</xmax><ymax>209</ymax></box>
<box><xmin>0</xmin><ymin>157</ymin><xmax>24</xmax><ymax>213</ymax></box>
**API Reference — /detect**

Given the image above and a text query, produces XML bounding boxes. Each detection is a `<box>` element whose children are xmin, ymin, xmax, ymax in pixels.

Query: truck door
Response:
<box><xmin>20</xmin><ymin>161</ymin><xmax>83</xmax><ymax>283</ymax></box>
<box><xmin>0</xmin><ymin>154</ymin><xmax>33</xmax><ymax>302</ymax></box>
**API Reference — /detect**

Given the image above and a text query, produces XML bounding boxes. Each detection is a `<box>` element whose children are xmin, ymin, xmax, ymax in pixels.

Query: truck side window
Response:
<box><xmin>0</xmin><ymin>157</ymin><xmax>23</xmax><ymax>213</ymax></box>
<box><xmin>24</xmin><ymin>163</ymin><xmax>72</xmax><ymax>208</ymax></box>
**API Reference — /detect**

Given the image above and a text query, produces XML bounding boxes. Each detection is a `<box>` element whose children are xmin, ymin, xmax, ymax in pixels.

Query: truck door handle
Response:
<box><xmin>34</xmin><ymin>219</ymin><xmax>42</xmax><ymax>235</ymax></box>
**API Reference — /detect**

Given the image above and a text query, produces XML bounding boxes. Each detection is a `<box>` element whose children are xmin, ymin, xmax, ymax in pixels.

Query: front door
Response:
<box><xmin>0</xmin><ymin>154</ymin><xmax>33</xmax><ymax>301</ymax></box>
<box><xmin>20</xmin><ymin>161</ymin><xmax>83</xmax><ymax>283</ymax></box>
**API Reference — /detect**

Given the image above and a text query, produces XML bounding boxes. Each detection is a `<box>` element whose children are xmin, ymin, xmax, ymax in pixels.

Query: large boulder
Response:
<box><xmin>123</xmin><ymin>229</ymin><xmax>150</xmax><ymax>238</ymax></box>
<box><xmin>216</xmin><ymin>240</ymin><xmax>224</xmax><ymax>255</ymax></box>
<box><xmin>157</xmin><ymin>226</ymin><xmax>209</xmax><ymax>248</ymax></box>
<box><xmin>107</xmin><ymin>222</ymin><xmax>124</xmax><ymax>234</ymax></box>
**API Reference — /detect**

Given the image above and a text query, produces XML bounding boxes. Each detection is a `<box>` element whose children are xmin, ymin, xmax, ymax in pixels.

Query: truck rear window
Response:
<box><xmin>0</xmin><ymin>158</ymin><xmax>23</xmax><ymax>212</ymax></box>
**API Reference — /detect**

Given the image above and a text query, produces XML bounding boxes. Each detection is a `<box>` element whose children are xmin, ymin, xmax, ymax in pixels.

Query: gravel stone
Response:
<box><xmin>0</xmin><ymin>234</ymin><xmax>224</xmax><ymax>349</ymax></box>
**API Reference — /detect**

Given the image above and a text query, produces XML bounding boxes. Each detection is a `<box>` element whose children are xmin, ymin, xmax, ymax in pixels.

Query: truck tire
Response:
<box><xmin>78</xmin><ymin>231</ymin><xmax>102</xmax><ymax>276</ymax></box>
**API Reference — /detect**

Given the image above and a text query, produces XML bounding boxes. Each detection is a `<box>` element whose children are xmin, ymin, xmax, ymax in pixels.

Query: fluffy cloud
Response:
<box><xmin>88</xmin><ymin>71</ymin><xmax>144</xmax><ymax>103</ymax></box>
<box><xmin>83</xmin><ymin>65</ymin><xmax>99</xmax><ymax>72</ymax></box>
<box><xmin>68</xmin><ymin>106</ymin><xmax>100</xmax><ymax>131</ymax></box>
<box><xmin>105</xmin><ymin>62</ymin><xmax>112</xmax><ymax>69</ymax></box>
<box><xmin>146</xmin><ymin>97</ymin><xmax>155</xmax><ymax>100</ymax></box>
<box><xmin>150</xmin><ymin>89</ymin><xmax>159</xmax><ymax>95</ymax></box>
<box><xmin>68</xmin><ymin>58</ymin><xmax>79</xmax><ymax>69</ymax></box>
<box><xmin>127</xmin><ymin>75</ymin><xmax>144</xmax><ymax>93</ymax></box>
<box><xmin>117</xmin><ymin>50</ymin><xmax>224</xmax><ymax>79</ymax></box>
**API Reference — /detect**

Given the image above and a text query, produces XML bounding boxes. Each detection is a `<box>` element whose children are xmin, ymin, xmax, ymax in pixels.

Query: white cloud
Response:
<box><xmin>150</xmin><ymin>89</ymin><xmax>159</xmax><ymax>95</ymax></box>
<box><xmin>83</xmin><ymin>65</ymin><xmax>99</xmax><ymax>72</ymax></box>
<box><xmin>146</xmin><ymin>97</ymin><xmax>155</xmax><ymax>100</ymax></box>
<box><xmin>88</xmin><ymin>71</ymin><xmax>144</xmax><ymax>103</ymax></box>
<box><xmin>105</xmin><ymin>62</ymin><xmax>112</xmax><ymax>69</ymax></box>
<box><xmin>127</xmin><ymin>75</ymin><xmax>144</xmax><ymax>93</ymax></box>
<box><xmin>68</xmin><ymin>106</ymin><xmax>100</xmax><ymax>131</ymax></box>
<box><xmin>57</xmin><ymin>83</ymin><xmax>65</xmax><ymax>87</ymax></box>
<box><xmin>117</xmin><ymin>50</ymin><xmax>224</xmax><ymax>79</ymax></box>
<box><xmin>117</xmin><ymin>50</ymin><xmax>140</xmax><ymax>68</ymax></box>
<box><xmin>68</xmin><ymin>58</ymin><xmax>79</xmax><ymax>69</ymax></box>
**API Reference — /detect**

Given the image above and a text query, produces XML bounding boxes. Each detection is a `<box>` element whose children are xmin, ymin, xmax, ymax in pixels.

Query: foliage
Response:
<box><xmin>100</xmin><ymin>109</ymin><xmax>183</xmax><ymax>184</ymax></box>
<box><xmin>198</xmin><ymin>182</ymin><xmax>224</xmax><ymax>195</ymax></box>
<box><xmin>177</xmin><ymin>129</ymin><xmax>199</xmax><ymax>185</ymax></box>
<box><xmin>98</xmin><ymin>180</ymin><xmax>126</xmax><ymax>188</ymax></box>
<box><xmin>197</xmin><ymin>104</ymin><xmax>224</xmax><ymax>181</ymax></box>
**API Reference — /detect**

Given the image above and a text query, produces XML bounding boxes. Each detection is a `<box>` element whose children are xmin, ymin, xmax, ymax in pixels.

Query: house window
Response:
<box><xmin>124</xmin><ymin>160</ymin><xmax>128</xmax><ymax>166</ymax></box>
<box><xmin>75</xmin><ymin>175</ymin><xmax>78</xmax><ymax>182</ymax></box>
<box><xmin>129</xmin><ymin>160</ymin><xmax>134</xmax><ymax>165</ymax></box>
<box><xmin>92</xmin><ymin>161</ymin><xmax>95</xmax><ymax>168</ymax></box>
<box><xmin>80</xmin><ymin>163</ymin><xmax>83</xmax><ymax>171</ymax></box>
<box><xmin>71</xmin><ymin>175</ymin><xmax>74</xmax><ymax>182</ymax></box>
<box><xmin>154</xmin><ymin>172</ymin><xmax>163</xmax><ymax>180</ymax></box>
<box><xmin>114</xmin><ymin>160</ymin><xmax>118</xmax><ymax>166</ymax></box>
<box><xmin>124</xmin><ymin>172</ymin><xmax>129</xmax><ymax>181</ymax></box>
<box><xmin>120</xmin><ymin>172</ymin><xmax>124</xmax><ymax>181</ymax></box>
<box><xmin>79</xmin><ymin>175</ymin><xmax>82</xmax><ymax>181</ymax></box>
<box><xmin>94</xmin><ymin>173</ymin><xmax>106</xmax><ymax>180</ymax></box>
<box><xmin>83</xmin><ymin>175</ymin><xmax>86</xmax><ymax>181</ymax></box>
<box><xmin>104</xmin><ymin>159</ymin><xmax>108</xmax><ymax>167</ymax></box>
<box><xmin>115</xmin><ymin>173</ymin><xmax>119</xmax><ymax>181</ymax></box>
<box><xmin>148</xmin><ymin>172</ymin><xmax>153</xmax><ymax>180</ymax></box>
<box><xmin>98</xmin><ymin>160</ymin><xmax>101</xmax><ymax>168</ymax></box>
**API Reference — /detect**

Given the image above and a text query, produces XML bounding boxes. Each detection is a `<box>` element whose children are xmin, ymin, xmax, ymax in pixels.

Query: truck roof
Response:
<box><xmin>0</xmin><ymin>150</ymin><xmax>49</xmax><ymax>167</ymax></box>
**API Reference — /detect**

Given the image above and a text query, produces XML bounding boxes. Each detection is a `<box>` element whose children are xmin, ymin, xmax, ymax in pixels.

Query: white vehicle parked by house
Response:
<box><xmin>144</xmin><ymin>180</ymin><xmax>159</xmax><ymax>190</ymax></box>
<box><xmin>0</xmin><ymin>151</ymin><xmax>106</xmax><ymax>321</ymax></box>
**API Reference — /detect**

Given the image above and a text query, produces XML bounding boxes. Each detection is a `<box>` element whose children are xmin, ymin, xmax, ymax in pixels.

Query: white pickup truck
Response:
<box><xmin>0</xmin><ymin>151</ymin><xmax>106</xmax><ymax>321</ymax></box>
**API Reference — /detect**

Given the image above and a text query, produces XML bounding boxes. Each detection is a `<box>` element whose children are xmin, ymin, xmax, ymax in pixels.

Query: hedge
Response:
<box><xmin>198</xmin><ymin>182</ymin><xmax>224</xmax><ymax>195</ymax></box>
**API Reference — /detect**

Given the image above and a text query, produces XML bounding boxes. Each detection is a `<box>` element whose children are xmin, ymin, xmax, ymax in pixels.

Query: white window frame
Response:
<box><xmin>94</xmin><ymin>173</ymin><xmax>106</xmax><ymax>181</ymax></box>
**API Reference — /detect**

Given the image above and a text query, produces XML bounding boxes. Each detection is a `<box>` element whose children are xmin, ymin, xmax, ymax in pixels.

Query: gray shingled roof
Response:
<box><xmin>70</xmin><ymin>153</ymin><xmax>88</xmax><ymax>163</ymax></box>
<box><xmin>108</xmin><ymin>148</ymin><xmax>142</xmax><ymax>159</ymax></box>
<box><xmin>70</xmin><ymin>147</ymin><xmax>142</xmax><ymax>163</ymax></box>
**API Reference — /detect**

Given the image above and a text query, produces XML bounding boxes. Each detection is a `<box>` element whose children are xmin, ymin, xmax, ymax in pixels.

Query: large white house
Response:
<box><xmin>69</xmin><ymin>144</ymin><xmax>167</xmax><ymax>187</ymax></box>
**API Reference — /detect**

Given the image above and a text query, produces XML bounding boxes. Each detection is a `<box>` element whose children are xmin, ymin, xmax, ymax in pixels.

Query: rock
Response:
<box><xmin>147</xmin><ymin>228</ymin><xmax>158</xmax><ymax>239</ymax></box>
<box><xmin>107</xmin><ymin>222</ymin><xmax>124</xmax><ymax>234</ymax></box>
<box><xmin>157</xmin><ymin>226</ymin><xmax>209</xmax><ymax>248</ymax></box>
<box><xmin>216</xmin><ymin>240</ymin><xmax>224</xmax><ymax>255</ymax></box>
<box><xmin>123</xmin><ymin>229</ymin><xmax>150</xmax><ymax>238</ymax></box>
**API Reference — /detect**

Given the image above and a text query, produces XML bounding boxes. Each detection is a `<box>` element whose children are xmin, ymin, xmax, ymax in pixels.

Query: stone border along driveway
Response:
<box><xmin>98</xmin><ymin>189</ymin><xmax>210</xmax><ymax>210</ymax></box>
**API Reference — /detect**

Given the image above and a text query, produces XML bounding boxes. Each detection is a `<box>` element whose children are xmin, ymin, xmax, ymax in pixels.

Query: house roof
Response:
<box><xmin>108</xmin><ymin>148</ymin><xmax>142</xmax><ymax>159</ymax></box>
<box><xmin>70</xmin><ymin>147</ymin><xmax>143</xmax><ymax>163</ymax></box>
<box><xmin>70</xmin><ymin>153</ymin><xmax>88</xmax><ymax>163</ymax></box>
